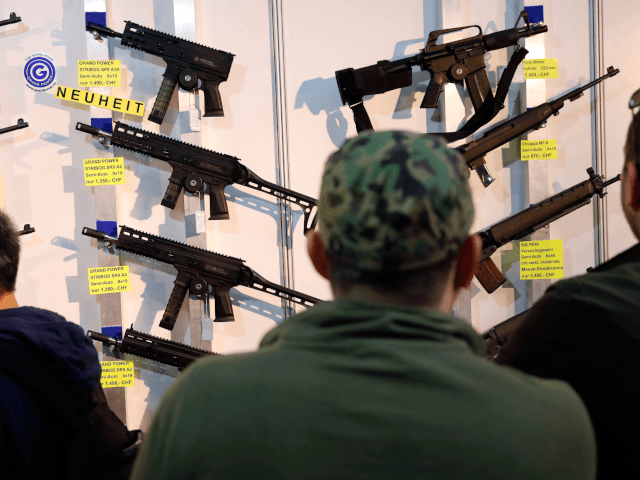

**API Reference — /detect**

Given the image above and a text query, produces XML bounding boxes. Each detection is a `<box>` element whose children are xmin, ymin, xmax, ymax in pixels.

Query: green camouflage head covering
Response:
<box><xmin>318</xmin><ymin>130</ymin><xmax>474</xmax><ymax>272</ymax></box>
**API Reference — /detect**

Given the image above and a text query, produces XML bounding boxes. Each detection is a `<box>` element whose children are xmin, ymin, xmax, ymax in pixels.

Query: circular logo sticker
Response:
<box><xmin>24</xmin><ymin>52</ymin><xmax>57</xmax><ymax>92</ymax></box>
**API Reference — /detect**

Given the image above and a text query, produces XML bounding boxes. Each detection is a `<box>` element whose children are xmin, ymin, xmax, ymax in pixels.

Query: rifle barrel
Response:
<box><xmin>0</xmin><ymin>13</ymin><xmax>21</xmax><ymax>27</ymax></box>
<box><xmin>86</xmin><ymin>22</ymin><xmax>123</xmax><ymax>39</ymax></box>
<box><xmin>554</xmin><ymin>66</ymin><xmax>619</xmax><ymax>104</ymax></box>
<box><xmin>0</xmin><ymin>119</ymin><xmax>28</xmax><ymax>135</ymax></box>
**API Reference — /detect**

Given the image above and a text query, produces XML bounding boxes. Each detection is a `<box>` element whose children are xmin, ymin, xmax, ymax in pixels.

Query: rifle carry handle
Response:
<box><xmin>476</xmin><ymin>257</ymin><xmax>507</xmax><ymax>293</ymax></box>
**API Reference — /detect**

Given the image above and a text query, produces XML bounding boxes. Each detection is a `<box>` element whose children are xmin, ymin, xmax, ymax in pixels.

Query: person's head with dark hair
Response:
<box><xmin>0</xmin><ymin>210</ymin><xmax>20</xmax><ymax>308</ymax></box>
<box><xmin>307</xmin><ymin>130</ymin><xmax>480</xmax><ymax>311</ymax></box>
<box><xmin>623</xmin><ymin>91</ymin><xmax>640</xmax><ymax>240</ymax></box>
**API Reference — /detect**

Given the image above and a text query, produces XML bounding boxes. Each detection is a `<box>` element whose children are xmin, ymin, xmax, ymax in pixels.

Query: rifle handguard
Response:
<box><xmin>476</xmin><ymin>258</ymin><xmax>506</xmax><ymax>293</ymax></box>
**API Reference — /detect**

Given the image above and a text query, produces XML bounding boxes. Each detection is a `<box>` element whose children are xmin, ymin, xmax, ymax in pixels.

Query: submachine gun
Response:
<box><xmin>83</xmin><ymin>225</ymin><xmax>321</xmax><ymax>330</ymax></box>
<box><xmin>475</xmin><ymin>168</ymin><xmax>620</xmax><ymax>293</ymax></box>
<box><xmin>458</xmin><ymin>66</ymin><xmax>619</xmax><ymax>187</ymax></box>
<box><xmin>336</xmin><ymin>10</ymin><xmax>547</xmax><ymax>138</ymax></box>
<box><xmin>76</xmin><ymin>122</ymin><xmax>318</xmax><ymax>233</ymax></box>
<box><xmin>86</xmin><ymin>21</ymin><xmax>234</xmax><ymax>125</ymax></box>
<box><xmin>88</xmin><ymin>327</ymin><xmax>218</xmax><ymax>370</ymax></box>
<box><xmin>0</xmin><ymin>12</ymin><xmax>21</xmax><ymax>27</ymax></box>
<box><xmin>0</xmin><ymin>119</ymin><xmax>28</xmax><ymax>135</ymax></box>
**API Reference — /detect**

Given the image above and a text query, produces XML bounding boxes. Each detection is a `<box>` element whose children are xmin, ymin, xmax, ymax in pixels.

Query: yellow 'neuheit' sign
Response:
<box><xmin>84</xmin><ymin>157</ymin><xmax>125</xmax><ymax>186</ymax></box>
<box><xmin>88</xmin><ymin>266</ymin><xmax>130</xmax><ymax>295</ymax></box>
<box><xmin>100</xmin><ymin>360</ymin><xmax>134</xmax><ymax>388</ymax></box>
<box><xmin>521</xmin><ymin>139</ymin><xmax>557</xmax><ymax>161</ymax></box>
<box><xmin>78</xmin><ymin>60</ymin><xmax>121</xmax><ymax>87</ymax></box>
<box><xmin>520</xmin><ymin>239</ymin><xmax>564</xmax><ymax>280</ymax></box>
<box><xmin>55</xmin><ymin>86</ymin><xmax>144</xmax><ymax>116</ymax></box>
<box><xmin>523</xmin><ymin>59</ymin><xmax>559</xmax><ymax>79</ymax></box>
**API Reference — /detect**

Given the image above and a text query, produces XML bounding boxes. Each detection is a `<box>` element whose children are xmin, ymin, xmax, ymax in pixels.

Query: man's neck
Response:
<box><xmin>0</xmin><ymin>291</ymin><xmax>18</xmax><ymax>310</ymax></box>
<box><xmin>335</xmin><ymin>284</ymin><xmax>454</xmax><ymax>313</ymax></box>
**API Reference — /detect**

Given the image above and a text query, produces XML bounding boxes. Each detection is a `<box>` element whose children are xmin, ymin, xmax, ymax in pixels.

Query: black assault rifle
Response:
<box><xmin>0</xmin><ymin>119</ymin><xmax>28</xmax><ymax>135</ymax></box>
<box><xmin>482</xmin><ymin>242</ymin><xmax>640</xmax><ymax>358</ymax></box>
<box><xmin>475</xmin><ymin>168</ymin><xmax>620</xmax><ymax>293</ymax></box>
<box><xmin>458</xmin><ymin>66</ymin><xmax>619</xmax><ymax>187</ymax></box>
<box><xmin>86</xmin><ymin>21</ymin><xmax>234</xmax><ymax>125</ymax></box>
<box><xmin>88</xmin><ymin>327</ymin><xmax>219</xmax><ymax>370</ymax></box>
<box><xmin>336</xmin><ymin>10</ymin><xmax>547</xmax><ymax>139</ymax></box>
<box><xmin>0</xmin><ymin>12</ymin><xmax>21</xmax><ymax>27</ymax></box>
<box><xmin>17</xmin><ymin>224</ymin><xmax>35</xmax><ymax>236</ymax></box>
<box><xmin>76</xmin><ymin>122</ymin><xmax>318</xmax><ymax>233</ymax></box>
<box><xmin>83</xmin><ymin>225</ymin><xmax>321</xmax><ymax>330</ymax></box>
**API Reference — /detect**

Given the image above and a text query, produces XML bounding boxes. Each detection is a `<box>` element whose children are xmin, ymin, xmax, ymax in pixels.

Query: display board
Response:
<box><xmin>1</xmin><ymin>0</ymin><xmax>637</xmax><ymax>430</ymax></box>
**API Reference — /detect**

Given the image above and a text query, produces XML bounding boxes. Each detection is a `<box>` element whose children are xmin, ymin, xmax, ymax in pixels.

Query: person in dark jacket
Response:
<box><xmin>0</xmin><ymin>210</ymin><xmax>134</xmax><ymax>479</ymax></box>
<box><xmin>496</xmin><ymin>91</ymin><xmax>640</xmax><ymax>479</ymax></box>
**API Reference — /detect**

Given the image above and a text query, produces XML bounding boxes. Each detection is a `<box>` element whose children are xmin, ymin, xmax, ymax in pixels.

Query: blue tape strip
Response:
<box><xmin>97</xmin><ymin>220</ymin><xmax>118</xmax><ymax>237</ymax></box>
<box><xmin>86</xmin><ymin>12</ymin><xmax>107</xmax><ymax>27</ymax></box>
<box><xmin>91</xmin><ymin>118</ymin><xmax>113</xmax><ymax>133</ymax></box>
<box><xmin>101</xmin><ymin>326</ymin><xmax>123</xmax><ymax>340</ymax></box>
<box><xmin>524</xmin><ymin>6</ymin><xmax>544</xmax><ymax>24</ymax></box>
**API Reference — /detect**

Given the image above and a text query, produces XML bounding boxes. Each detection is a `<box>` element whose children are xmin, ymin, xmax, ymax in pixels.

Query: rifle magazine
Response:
<box><xmin>159</xmin><ymin>282</ymin><xmax>189</xmax><ymax>330</ymax></box>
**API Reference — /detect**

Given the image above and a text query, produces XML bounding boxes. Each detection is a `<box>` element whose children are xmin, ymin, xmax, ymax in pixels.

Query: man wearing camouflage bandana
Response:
<box><xmin>133</xmin><ymin>131</ymin><xmax>595</xmax><ymax>480</ymax></box>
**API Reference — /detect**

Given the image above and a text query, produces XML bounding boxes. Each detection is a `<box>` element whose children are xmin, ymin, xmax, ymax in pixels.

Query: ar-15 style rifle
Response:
<box><xmin>76</xmin><ymin>122</ymin><xmax>318</xmax><ymax>233</ymax></box>
<box><xmin>17</xmin><ymin>224</ymin><xmax>35</xmax><ymax>236</ymax></box>
<box><xmin>88</xmin><ymin>327</ymin><xmax>219</xmax><ymax>370</ymax></box>
<box><xmin>86</xmin><ymin>21</ymin><xmax>234</xmax><ymax>125</ymax></box>
<box><xmin>0</xmin><ymin>119</ymin><xmax>28</xmax><ymax>135</ymax></box>
<box><xmin>483</xmin><ymin>242</ymin><xmax>640</xmax><ymax>358</ymax></box>
<box><xmin>83</xmin><ymin>225</ymin><xmax>321</xmax><ymax>330</ymax></box>
<box><xmin>475</xmin><ymin>168</ymin><xmax>620</xmax><ymax>293</ymax></box>
<box><xmin>0</xmin><ymin>12</ymin><xmax>21</xmax><ymax>27</ymax></box>
<box><xmin>336</xmin><ymin>10</ymin><xmax>546</xmax><ymax>138</ymax></box>
<box><xmin>458</xmin><ymin>66</ymin><xmax>619</xmax><ymax>187</ymax></box>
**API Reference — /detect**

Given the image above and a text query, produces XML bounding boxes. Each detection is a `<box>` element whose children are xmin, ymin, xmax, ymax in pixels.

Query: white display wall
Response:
<box><xmin>0</xmin><ymin>0</ymin><xmax>637</xmax><ymax>430</ymax></box>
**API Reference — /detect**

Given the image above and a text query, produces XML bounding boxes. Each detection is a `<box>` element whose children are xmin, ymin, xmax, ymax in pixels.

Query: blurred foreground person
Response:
<box><xmin>132</xmin><ymin>131</ymin><xmax>595</xmax><ymax>480</ymax></box>
<box><xmin>0</xmin><ymin>211</ymin><xmax>140</xmax><ymax>480</ymax></box>
<box><xmin>496</xmin><ymin>92</ymin><xmax>640</xmax><ymax>479</ymax></box>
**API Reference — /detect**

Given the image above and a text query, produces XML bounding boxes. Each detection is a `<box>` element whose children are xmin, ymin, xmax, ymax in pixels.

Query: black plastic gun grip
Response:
<box><xmin>203</xmin><ymin>79</ymin><xmax>225</xmax><ymax>117</ymax></box>
<box><xmin>208</xmin><ymin>184</ymin><xmax>230</xmax><ymax>220</ymax></box>
<box><xmin>213</xmin><ymin>285</ymin><xmax>234</xmax><ymax>322</ymax></box>
<box><xmin>421</xmin><ymin>72</ymin><xmax>447</xmax><ymax>109</ymax></box>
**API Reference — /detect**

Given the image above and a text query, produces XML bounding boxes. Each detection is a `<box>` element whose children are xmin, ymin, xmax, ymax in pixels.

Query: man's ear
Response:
<box><xmin>454</xmin><ymin>234</ymin><xmax>482</xmax><ymax>289</ymax></box>
<box><xmin>307</xmin><ymin>230</ymin><xmax>330</xmax><ymax>280</ymax></box>
<box><xmin>624</xmin><ymin>162</ymin><xmax>640</xmax><ymax>210</ymax></box>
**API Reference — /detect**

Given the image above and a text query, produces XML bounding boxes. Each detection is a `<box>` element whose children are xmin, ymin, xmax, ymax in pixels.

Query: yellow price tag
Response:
<box><xmin>100</xmin><ymin>360</ymin><xmax>134</xmax><ymax>388</ymax></box>
<box><xmin>55</xmin><ymin>86</ymin><xmax>144</xmax><ymax>116</ymax></box>
<box><xmin>523</xmin><ymin>59</ymin><xmax>559</xmax><ymax>79</ymax></box>
<box><xmin>520</xmin><ymin>239</ymin><xmax>564</xmax><ymax>280</ymax></box>
<box><xmin>84</xmin><ymin>157</ymin><xmax>125</xmax><ymax>186</ymax></box>
<box><xmin>88</xmin><ymin>266</ymin><xmax>130</xmax><ymax>295</ymax></box>
<box><xmin>521</xmin><ymin>139</ymin><xmax>557</xmax><ymax>161</ymax></box>
<box><xmin>78</xmin><ymin>60</ymin><xmax>121</xmax><ymax>88</ymax></box>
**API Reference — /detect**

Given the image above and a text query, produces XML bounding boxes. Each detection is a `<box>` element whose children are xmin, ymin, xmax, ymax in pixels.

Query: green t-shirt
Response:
<box><xmin>132</xmin><ymin>299</ymin><xmax>595</xmax><ymax>480</ymax></box>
